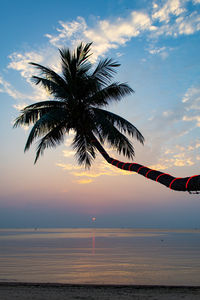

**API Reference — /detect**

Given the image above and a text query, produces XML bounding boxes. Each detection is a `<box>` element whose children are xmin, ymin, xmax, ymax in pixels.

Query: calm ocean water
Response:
<box><xmin>0</xmin><ymin>228</ymin><xmax>200</xmax><ymax>285</ymax></box>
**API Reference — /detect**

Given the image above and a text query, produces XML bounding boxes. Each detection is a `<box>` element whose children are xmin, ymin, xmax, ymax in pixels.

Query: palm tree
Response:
<box><xmin>14</xmin><ymin>42</ymin><xmax>200</xmax><ymax>193</ymax></box>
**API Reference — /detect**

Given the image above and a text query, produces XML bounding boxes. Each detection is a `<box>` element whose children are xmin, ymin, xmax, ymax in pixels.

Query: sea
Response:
<box><xmin>0</xmin><ymin>228</ymin><xmax>200</xmax><ymax>286</ymax></box>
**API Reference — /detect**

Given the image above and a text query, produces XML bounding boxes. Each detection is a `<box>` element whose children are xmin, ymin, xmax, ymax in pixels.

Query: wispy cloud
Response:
<box><xmin>44</xmin><ymin>12</ymin><xmax>156</xmax><ymax>62</ymax></box>
<box><xmin>56</xmin><ymin>157</ymin><xmax>133</xmax><ymax>184</ymax></box>
<box><xmin>6</xmin><ymin>47</ymin><xmax>61</xmax><ymax>104</ymax></box>
<box><xmin>152</xmin><ymin>0</ymin><xmax>187</xmax><ymax>23</ymax></box>
<box><xmin>62</xmin><ymin>150</ymin><xmax>75</xmax><ymax>157</ymax></box>
<box><xmin>45</xmin><ymin>17</ymin><xmax>87</xmax><ymax>48</ymax></box>
<box><xmin>75</xmin><ymin>179</ymin><xmax>93</xmax><ymax>184</ymax></box>
<box><xmin>183</xmin><ymin>115</ymin><xmax>200</xmax><ymax>126</ymax></box>
<box><xmin>56</xmin><ymin>163</ymin><xmax>81</xmax><ymax>171</ymax></box>
<box><xmin>149</xmin><ymin>140</ymin><xmax>200</xmax><ymax>170</ymax></box>
<box><xmin>13</xmin><ymin>103</ymin><xmax>28</xmax><ymax>111</ymax></box>
<box><xmin>182</xmin><ymin>86</ymin><xmax>200</xmax><ymax>107</ymax></box>
<box><xmin>182</xmin><ymin>85</ymin><xmax>200</xmax><ymax>127</ymax></box>
<box><xmin>3</xmin><ymin>0</ymin><xmax>200</xmax><ymax>106</ymax></box>
<box><xmin>84</xmin><ymin>12</ymin><xmax>156</xmax><ymax>60</ymax></box>
<box><xmin>43</xmin><ymin>1</ymin><xmax>199</xmax><ymax>61</ymax></box>
<box><xmin>151</xmin><ymin>0</ymin><xmax>200</xmax><ymax>37</ymax></box>
<box><xmin>0</xmin><ymin>76</ymin><xmax>26</xmax><ymax>100</ymax></box>
<box><xmin>8</xmin><ymin>51</ymin><xmax>43</xmax><ymax>79</ymax></box>
<box><xmin>148</xmin><ymin>46</ymin><xmax>175</xmax><ymax>59</ymax></box>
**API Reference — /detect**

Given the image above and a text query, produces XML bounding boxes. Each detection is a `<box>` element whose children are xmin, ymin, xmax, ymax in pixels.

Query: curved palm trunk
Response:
<box><xmin>91</xmin><ymin>136</ymin><xmax>200</xmax><ymax>193</ymax></box>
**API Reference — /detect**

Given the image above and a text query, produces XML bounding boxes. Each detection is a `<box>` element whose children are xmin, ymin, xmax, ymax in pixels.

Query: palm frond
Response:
<box><xmin>75</xmin><ymin>42</ymin><xmax>92</xmax><ymax>66</ymax></box>
<box><xmin>92</xmin><ymin>107</ymin><xmax>144</xmax><ymax>144</ymax></box>
<box><xmin>72</xmin><ymin>132</ymin><xmax>96</xmax><ymax>168</ymax></box>
<box><xmin>92</xmin><ymin>58</ymin><xmax>120</xmax><ymax>86</ymax></box>
<box><xmin>24</xmin><ymin>109</ymin><xmax>70</xmax><ymax>152</ymax></box>
<box><xmin>93</xmin><ymin>115</ymin><xmax>135</xmax><ymax>159</ymax></box>
<box><xmin>31</xmin><ymin>76</ymin><xmax>69</xmax><ymax>100</ymax></box>
<box><xmin>13</xmin><ymin>101</ymin><xmax>67</xmax><ymax>128</ymax></box>
<box><xmin>59</xmin><ymin>43</ymin><xmax>92</xmax><ymax>84</ymax></box>
<box><xmin>29</xmin><ymin>62</ymin><xmax>68</xmax><ymax>90</ymax></box>
<box><xmin>88</xmin><ymin>82</ymin><xmax>134</xmax><ymax>106</ymax></box>
<box><xmin>23</xmin><ymin>100</ymin><xmax>67</xmax><ymax>110</ymax></box>
<box><xmin>34</xmin><ymin>122</ymin><xmax>68</xmax><ymax>163</ymax></box>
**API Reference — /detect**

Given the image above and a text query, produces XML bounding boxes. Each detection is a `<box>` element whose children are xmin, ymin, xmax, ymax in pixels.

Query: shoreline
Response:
<box><xmin>1</xmin><ymin>282</ymin><xmax>200</xmax><ymax>300</ymax></box>
<box><xmin>1</xmin><ymin>281</ymin><xmax>200</xmax><ymax>287</ymax></box>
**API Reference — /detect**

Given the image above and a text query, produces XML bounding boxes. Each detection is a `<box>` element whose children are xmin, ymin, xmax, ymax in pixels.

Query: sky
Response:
<box><xmin>0</xmin><ymin>0</ymin><xmax>200</xmax><ymax>228</ymax></box>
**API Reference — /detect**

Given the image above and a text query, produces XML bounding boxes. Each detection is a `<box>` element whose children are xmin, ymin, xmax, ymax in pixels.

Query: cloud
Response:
<box><xmin>151</xmin><ymin>0</ymin><xmax>200</xmax><ymax>37</ymax></box>
<box><xmin>75</xmin><ymin>179</ymin><xmax>93</xmax><ymax>184</ymax></box>
<box><xmin>7</xmin><ymin>47</ymin><xmax>62</xmax><ymax>104</ymax></box>
<box><xmin>4</xmin><ymin>0</ymin><xmax>200</xmax><ymax>107</ymax></box>
<box><xmin>43</xmin><ymin>1</ymin><xmax>200</xmax><ymax>59</ymax></box>
<box><xmin>0</xmin><ymin>73</ymin><xmax>49</xmax><ymax>105</ymax></box>
<box><xmin>13</xmin><ymin>103</ymin><xmax>28</xmax><ymax>111</ymax></box>
<box><xmin>152</xmin><ymin>0</ymin><xmax>187</xmax><ymax>23</ymax></box>
<box><xmin>62</xmin><ymin>150</ymin><xmax>75</xmax><ymax>157</ymax></box>
<box><xmin>182</xmin><ymin>86</ymin><xmax>200</xmax><ymax>108</ymax></box>
<box><xmin>44</xmin><ymin>2</ymin><xmax>200</xmax><ymax>56</ymax></box>
<box><xmin>149</xmin><ymin>141</ymin><xmax>198</xmax><ymax>170</ymax></box>
<box><xmin>84</xmin><ymin>12</ymin><xmax>155</xmax><ymax>60</ymax></box>
<box><xmin>148</xmin><ymin>46</ymin><xmax>174</xmax><ymax>59</ymax></box>
<box><xmin>176</xmin><ymin>12</ymin><xmax>200</xmax><ymax>35</ymax></box>
<box><xmin>8</xmin><ymin>51</ymin><xmax>43</xmax><ymax>79</ymax></box>
<box><xmin>149</xmin><ymin>46</ymin><xmax>166</xmax><ymax>54</ymax></box>
<box><xmin>56</xmin><ymin>163</ymin><xmax>81</xmax><ymax>171</ymax></box>
<box><xmin>0</xmin><ymin>76</ymin><xmax>27</xmax><ymax>100</ymax></box>
<box><xmin>45</xmin><ymin>17</ymin><xmax>87</xmax><ymax>48</ymax></box>
<box><xmin>56</xmin><ymin>156</ymin><xmax>133</xmax><ymax>184</ymax></box>
<box><xmin>45</xmin><ymin>12</ymin><xmax>155</xmax><ymax>61</ymax></box>
<box><xmin>183</xmin><ymin>115</ymin><xmax>200</xmax><ymax>126</ymax></box>
<box><xmin>149</xmin><ymin>162</ymin><xmax>171</xmax><ymax>170</ymax></box>
<box><xmin>173</xmin><ymin>152</ymin><xmax>194</xmax><ymax>166</ymax></box>
<box><xmin>148</xmin><ymin>84</ymin><xmax>200</xmax><ymax>132</ymax></box>
<box><xmin>139</xmin><ymin>81</ymin><xmax>200</xmax><ymax>171</ymax></box>
<box><xmin>182</xmin><ymin>85</ymin><xmax>200</xmax><ymax>127</ymax></box>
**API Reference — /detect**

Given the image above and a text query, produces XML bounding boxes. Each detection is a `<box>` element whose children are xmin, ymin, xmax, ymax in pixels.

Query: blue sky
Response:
<box><xmin>0</xmin><ymin>0</ymin><xmax>200</xmax><ymax>228</ymax></box>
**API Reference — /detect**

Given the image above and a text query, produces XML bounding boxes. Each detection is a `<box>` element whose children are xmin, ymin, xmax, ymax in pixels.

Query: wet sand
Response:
<box><xmin>0</xmin><ymin>282</ymin><xmax>200</xmax><ymax>300</ymax></box>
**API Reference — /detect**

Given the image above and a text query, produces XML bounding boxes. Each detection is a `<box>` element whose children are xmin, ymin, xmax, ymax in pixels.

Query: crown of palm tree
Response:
<box><xmin>14</xmin><ymin>42</ymin><xmax>144</xmax><ymax>167</ymax></box>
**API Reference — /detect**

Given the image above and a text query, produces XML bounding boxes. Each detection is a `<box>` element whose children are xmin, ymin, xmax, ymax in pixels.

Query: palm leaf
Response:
<box><xmin>24</xmin><ymin>109</ymin><xmax>70</xmax><ymax>152</ymax></box>
<box><xmin>59</xmin><ymin>43</ymin><xmax>92</xmax><ymax>81</ymax></box>
<box><xmin>92</xmin><ymin>107</ymin><xmax>144</xmax><ymax>144</ymax></box>
<box><xmin>72</xmin><ymin>132</ymin><xmax>96</xmax><ymax>168</ymax></box>
<box><xmin>34</xmin><ymin>122</ymin><xmax>68</xmax><ymax>163</ymax></box>
<box><xmin>93</xmin><ymin>115</ymin><xmax>135</xmax><ymax>159</ymax></box>
<box><xmin>75</xmin><ymin>42</ymin><xmax>93</xmax><ymax>66</ymax></box>
<box><xmin>29</xmin><ymin>62</ymin><xmax>68</xmax><ymax>91</ymax></box>
<box><xmin>92</xmin><ymin>58</ymin><xmax>120</xmax><ymax>86</ymax></box>
<box><xmin>13</xmin><ymin>101</ymin><xmax>67</xmax><ymax>128</ymax></box>
<box><xmin>88</xmin><ymin>82</ymin><xmax>134</xmax><ymax>106</ymax></box>
<box><xmin>31</xmin><ymin>76</ymin><xmax>69</xmax><ymax>100</ymax></box>
<box><xmin>23</xmin><ymin>100</ymin><xmax>67</xmax><ymax>110</ymax></box>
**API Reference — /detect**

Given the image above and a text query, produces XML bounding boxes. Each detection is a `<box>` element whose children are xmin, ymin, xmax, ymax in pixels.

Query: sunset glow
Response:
<box><xmin>0</xmin><ymin>0</ymin><xmax>200</xmax><ymax>228</ymax></box>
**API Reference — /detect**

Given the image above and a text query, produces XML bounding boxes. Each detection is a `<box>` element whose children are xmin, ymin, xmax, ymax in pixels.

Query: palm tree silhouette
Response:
<box><xmin>14</xmin><ymin>43</ymin><xmax>200</xmax><ymax>193</ymax></box>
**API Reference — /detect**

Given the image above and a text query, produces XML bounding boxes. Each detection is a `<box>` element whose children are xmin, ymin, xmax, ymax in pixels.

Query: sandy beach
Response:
<box><xmin>0</xmin><ymin>283</ymin><xmax>200</xmax><ymax>300</ymax></box>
